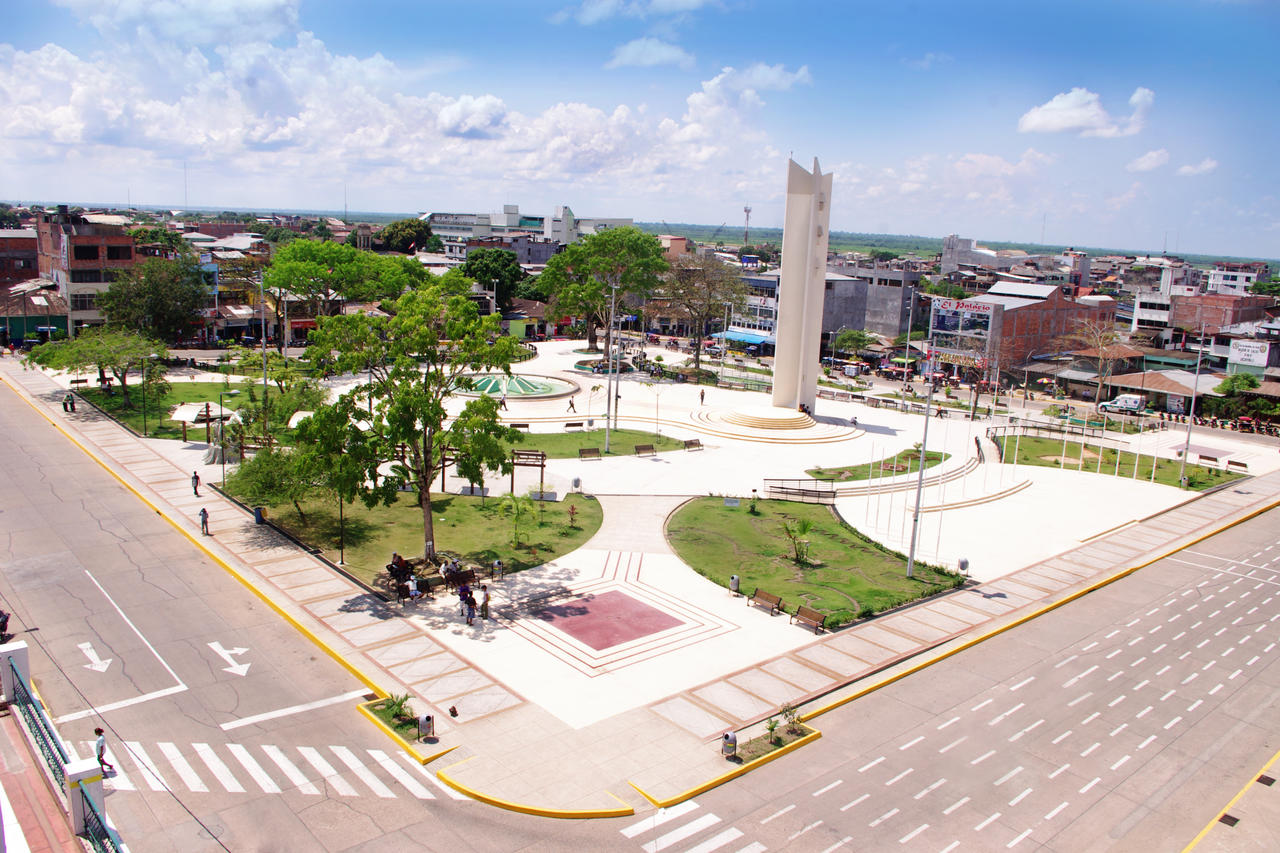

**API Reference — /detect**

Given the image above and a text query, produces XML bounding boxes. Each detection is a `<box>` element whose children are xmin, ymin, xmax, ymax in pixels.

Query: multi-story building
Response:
<box><xmin>1168</xmin><ymin>293</ymin><xmax>1274</xmax><ymax>333</ymax></box>
<box><xmin>465</xmin><ymin>234</ymin><xmax>560</xmax><ymax>265</ymax></box>
<box><xmin>35</xmin><ymin>206</ymin><xmax>140</xmax><ymax>333</ymax></box>
<box><xmin>0</xmin><ymin>228</ymin><xmax>38</xmax><ymax>285</ymax></box>
<box><xmin>1206</xmin><ymin>261</ymin><xmax>1271</xmax><ymax>295</ymax></box>
<box><xmin>422</xmin><ymin>204</ymin><xmax>630</xmax><ymax>245</ymax></box>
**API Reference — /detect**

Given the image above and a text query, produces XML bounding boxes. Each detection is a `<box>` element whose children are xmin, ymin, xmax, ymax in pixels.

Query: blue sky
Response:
<box><xmin>3</xmin><ymin>0</ymin><xmax>1278</xmax><ymax>258</ymax></box>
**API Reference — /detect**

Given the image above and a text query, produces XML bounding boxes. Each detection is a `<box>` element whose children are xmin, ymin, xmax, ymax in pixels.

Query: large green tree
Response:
<box><xmin>127</xmin><ymin>227</ymin><xmax>189</xmax><ymax>254</ymax></box>
<box><xmin>460</xmin><ymin>248</ymin><xmax>526</xmax><ymax>311</ymax></box>
<box><xmin>26</xmin><ymin>328</ymin><xmax>166</xmax><ymax>407</ymax></box>
<box><xmin>303</xmin><ymin>275</ymin><xmax>522</xmax><ymax>559</ymax></box>
<box><xmin>378</xmin><ymin>218</ymin><xmax>441</xmax><ymax>254</ymax></box>
<box><xmin>263</xmin><ymin>240</ymin><xmax>413</xmax><ymax>320</ymax></box>
<box><xmin>540</xmin><ymin>226</ymin><xmax>667</xmax><ymax>351</ymax></box>
<box><xmin>833</xmin><ymin>328</ymin><xmax>877</xmax><ymax>357</ymax></box>
<box><xmin>97</xmin><ymin>256</ymin><xmax>209</xmax><ymax>341</ymax></box>
<box><xmin>659</xmin><ymin>254</ymin><xmax>747</xmax><ymax>372</ymax></box>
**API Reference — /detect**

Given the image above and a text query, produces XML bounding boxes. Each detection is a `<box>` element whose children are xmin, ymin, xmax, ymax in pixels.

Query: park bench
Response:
<box><xmin>509</xmin><ymin>423</ymin><xmax>530</xmax><ymax>431</ymax></box>
<box><xmin>444</xmin><ymin>568</ymin><xmax>477</xmax><ymax>590</ymax></box>
<box><xmin>565</xmin><ymin>421</ymin><xmax>585</xmax><ymax>430</ymax></box>
<box><xmin>1227</xmin><ymin>460</ymin><xmax>1249</xmax><ymax>473</ymax></box>
<box><xmin>579</xmin><ymin>447</ymin><xmax>602</xmax><ymax>460</ymax></box>
<box><xmin>684</xmin><ymin>438</ymin><xmax>703</xmax><ymax>451</ymax></box>
<box><xmin>634</xmin><ymin>444</ymin><xmax>656</xmax><ymax>456</ymax></box>
<box><xmin>69</xmin><ymin>378</ymin><xmax>88</xmax><ymax>388</ymax></box>
<box><xmin>791</xmin><ymin>605</ymin><xmax>827</xmax><ymax>634</ymax></box>
<box><xmin>748</xmin><ymin>588</ymin><xmax>784</xmax><ymax>616</ymax></box>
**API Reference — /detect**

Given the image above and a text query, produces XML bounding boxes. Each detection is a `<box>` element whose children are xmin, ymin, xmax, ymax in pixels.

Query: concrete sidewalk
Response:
<box><xmin>5</xmin><ymin>354</ymin><xmax>1280</xmax><ymax>818</ymax></box>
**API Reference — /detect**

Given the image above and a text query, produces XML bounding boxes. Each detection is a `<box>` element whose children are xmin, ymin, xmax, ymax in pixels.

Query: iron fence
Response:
<box><xmin>8</xmin><ymin>657</ymin><xmax>68</xmax><ymax>788</ymax></box>
<box><xmin>80</xmin><ymin>787</ymin><xmax>121</xmax><ymax>853</ymax></box>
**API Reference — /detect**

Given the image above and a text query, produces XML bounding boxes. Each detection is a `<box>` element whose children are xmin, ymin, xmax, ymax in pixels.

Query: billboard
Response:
<box><xmin>930</xmin><ymin>299</ymin><xmax>995</xmax><ymax>366</ymax></box>
<box><xmin>1228</xmin><ymin>339</ymin><xmax>1269</xmax><ymax>368</ymax></box>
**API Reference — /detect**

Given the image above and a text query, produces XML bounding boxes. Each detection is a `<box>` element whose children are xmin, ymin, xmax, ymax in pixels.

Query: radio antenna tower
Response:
<box><xmin>743</xmin><ymin>204</ymin><xmax>752</xmax><ymax>245</ymax></box>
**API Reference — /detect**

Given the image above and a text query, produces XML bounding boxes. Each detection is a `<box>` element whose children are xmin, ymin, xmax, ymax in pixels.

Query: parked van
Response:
<box><xmin>1099</xmin><ymin>393</ymin><xmax>1146</xmax><ymax>414</ymax></box>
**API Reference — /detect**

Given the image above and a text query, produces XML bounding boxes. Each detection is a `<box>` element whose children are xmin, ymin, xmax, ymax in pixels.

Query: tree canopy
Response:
<box><xmin>263</xmin><ymin>239</ymin><xmax>417</xmax><ymax>319</ymax></box>
<box><xmin>97</xmin><ymin>255</ymin><xmax>209</xmax><ymax>341</ymax></box>
<box><xmin>378</xmin><ymin>218</ymin><xmax>440</xmax><ymax>254</ymax></box>
<box><xmin>127</xmin><ymin>227</ymin><xmax>189</xmax><ymax>253</ymax></box>
<box><xmin>1250</xmin><ymin>277</ymin><xmax>1280</xmax><ymax>297</ymax></box>
<box><xmin>302</xmin><ymin>274</ymin><xmax>522</xmax><ymax>558</ymax></box>
<box><xmin>26</xmin><ymin>328</ymin><xmax>165</xmax><ymax>407</ymax></box>
<box><xmin>834</xmin><ymin>328</ymin><xmax>877</xmax><ymax>356</ymax></box>
<box><xmin>659</xmin><ymin>254</ymin><xmax>747</xmax><ymax>371</ymax></box>
<box><xmin>460</xmin><ymin>248</ymin><xmax>526</xmax><ymax>312</ymax></box>
<box><xmin>540</xmin><ymin>226</ymin><xmax>667</xmax><ymax>351</ymax></box>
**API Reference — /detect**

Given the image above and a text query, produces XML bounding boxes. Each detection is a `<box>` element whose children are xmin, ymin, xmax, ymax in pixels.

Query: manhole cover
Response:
<box><xmin>1219</xmin><ymin>814</ymin><xmax>1239</xmax><ymax>827</ymax></box>
<box><xmin>1258</xmin><ymin>775</ymin><xmax>1275</xmax><ymax>787</ymax></box>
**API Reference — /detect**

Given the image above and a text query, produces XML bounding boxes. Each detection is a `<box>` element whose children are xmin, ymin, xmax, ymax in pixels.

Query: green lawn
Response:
<box><xmin>994</xmin><ymin>435</ymin><xmax>1244</xmax><ymax>491</ymax></box>
<box><xmin>807</xmin><ymin>450</ymin><xmax>950</xmax><ymax>481</ymax></box>
<box><xmin>79</xmin><ymin>380</ymin><xmax>253</xmax><ymax>441</ymax></box>
<box><xmin>667</xmin><ymin>498</ymin><xmax>962</xmax><ymax>628</ymax></box>
<box><xmin>878</xmin><ymin>391</ymin><xmax>1008</xmax><ymax>412</ymax></box>
<box><xmin>514</xmin><ymin>428</ymin><xmax>685</xmax><ymax>458</ymax></box>
<box><xmin>243</xmin><ymin>490</ymin><xmax>603</xmax><ymax>588</ymax></box>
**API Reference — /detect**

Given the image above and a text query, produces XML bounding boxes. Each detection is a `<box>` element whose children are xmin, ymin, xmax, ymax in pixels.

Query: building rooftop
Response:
<box><xmin>986</xmin><ymin>281</ymin><xmax>1059</xmax><ymax>299</ymax></box>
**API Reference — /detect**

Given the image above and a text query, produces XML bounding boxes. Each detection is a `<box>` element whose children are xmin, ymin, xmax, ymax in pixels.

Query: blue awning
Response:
<box><xmin>713</xmin><ymin>330</ymin><xmax>775</xmax><ymax>345</ymax></box>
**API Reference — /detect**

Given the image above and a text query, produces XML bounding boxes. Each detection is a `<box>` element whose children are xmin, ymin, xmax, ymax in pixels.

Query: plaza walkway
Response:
<box><xmin>4</xmin><ymin>344</ymin><xmax>1280</xmax><ymax>815</ymax></box>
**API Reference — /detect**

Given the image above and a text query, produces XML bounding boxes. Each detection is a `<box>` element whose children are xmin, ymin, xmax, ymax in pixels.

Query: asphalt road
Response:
<box><xmin>609</xmin><ymin>508</ymin><xmax>1280</xmax><ymax>853</ymax></box>
<box><xmin>0</xmin><ymin>377</ymin><xmax>611</xmax><ymax>852</ymax></box>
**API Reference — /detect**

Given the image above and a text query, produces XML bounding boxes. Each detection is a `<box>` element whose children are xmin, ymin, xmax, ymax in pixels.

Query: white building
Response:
<box><xmin>420</xmin><ymin>203</ymin><xmax>630</xmax><ymax>245</ymax></box>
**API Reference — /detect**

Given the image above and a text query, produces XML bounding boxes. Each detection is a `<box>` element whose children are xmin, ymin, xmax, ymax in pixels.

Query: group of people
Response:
<box><xmin>454</xmin><ymin>580</ymin><xmax>490</xmax><ymax>626</ymax></box>
<box><xmin>389</xmin><ymin>553</ymin><xmax>495</xmax><ymax>622</ymax></box>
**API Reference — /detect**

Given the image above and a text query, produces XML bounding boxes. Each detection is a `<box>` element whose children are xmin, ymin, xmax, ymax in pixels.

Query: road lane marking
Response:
<box><xmin>1081</xmin><ymin>642</ymin><xmax>1098</xmax><ymax>651</ymax></box>
<box><xmin>1080</xmin><ymin>778</ymin><xmax>1100</xmax><ymax>794</ymax></box>
<box><xmin>899</xmin><ymin>824</ymin><xmax>928</xmax><ymax>844</ymax></box>
<box><xmin>1009</xmin><ymin>720</ymin><xmax>1043</xmax><ymax>742</ymax></box>
<box><xmin>1160</xmin><ymin>689</ymin><xmax>1175</xmax><ymax>701</ymax></box>
<box><xmin>974</xmin><ymin>812</ymin><xmax>1002</xmax><ymax>831</ymax></box>
<box><xmin>869</xmin><ymin>808</ymin><xmax>899</xmax><ymax>827</ymax></box>
<box><xmin>900</xmin><ymin>736</ymin><xmax>924</xmax><ymax>750</ymax></box>
<box><xmin>193</xmin><ymin>743</ymin><xmax>245</xmax><ymax>793</ymax></box>
<box><xmin>1130</xmin><ymin>657</ymin><xmax>1147</xmax><ymax>667</ymax></box>
<box><xmin>297</xmin><ymin>747</ymin><xmax>357</xmax><ymax>796</ymax></box>
<box><xmin>1081</xmin><ymin>743</ymin><xmax>1099</xmax><ymax>757</ymax></box>
<box><xmin>1110</xmin><ymin>724</ymin><xmax>1127</xmax><ymax>737</ymax></box>
<box><xmin>1008</xmin><ymin>788</ymin><xmax>1031</xmax><ymax>806</ymax></box>
<box><xmin>123</xmin><ymin>741</ymin><xmax>168</xmax><ymax>791</ymax></box>
<box><xmin>261</xmin><ymin>745</ymin><xmax>319</xmax><ymax>796</ymax></box>
<box><xmin>943</xmin><ymin>797</ymin><xmax>969</xmax><ymax>815</ymax></box>
<box><xmin>1111</xmin><ymin>755</ymin><xmax>1130</xmax><ymax>771</ymax></box>
<box><xmin>158</xmin><ymin>742</ymin><xmax>207</xmax><ymax>792</ymax></box>
<box><xmin>643</xmin><ymin>812</ymin><xmax>720</xmax><ymax>853</ymax></box>
<box><xmin>1187</xmin><ymin>699</ymin><xmax>1203</xmax><ymax>713</ymax></box>
<box><xmin>369</xmin><ymin>750</ymin><xmax>433</xmax><ymax>799</ymax></box>
<box><xmin>971</xmin><ymin>750</ymin><xmax>995</xmax><ymax>765</ymax></box>
<box><xmin>1108</xmin><ymin>695</ymin><xmax>1126</xmax><ymax>708</ymax></box>
<box><xmin>1052</xmin><ymin>730</ymin><xmax>1072</xmax><ymax>745</ymax></box>
<box><xmin>813</xmin><ymin>780</ymin><xmax>843</xmax><ymax>796</ymax></box>
<box><xmin>683</xmin><ymin>827</ymin><xmax>742</xmax><ymax>853</ymax></box>
<box><xmin>819</xmin><ymin>839</ymin><xmax>852</xmax><ymax>853</ymax></box>
<box><xmin>1045</xmin><ymin>801</ymin><xmax>1069</xmax><ymax>820</ymax></box>
<box><xmin>1067</xmin><ymin>692</ymin><xmax>1092</xmax><ymax>707</ymax></box>
<box><xmin>840</xmin><ymin>794</ymin><xmax>869</xmax><ymax>811</ymax></box>
<box><xmin>788</xmin><ymin>821</ymin><xmax>822</xmax><ymax>842</ymax></box>
<box><xmin>914</xmin><ymin>778</ymin><xmax>947</xmax><ymax>800</ymax></box>
<box><xmin>1007</xmin><ymin>828</ymin><xmax>1033</xmax><ymax>848</ymax></box>
<box><xmin>971</xmin><ymin>698</ymin><xmax>993</xmax><ymax>712</ymax></box>
<box><xmin>1009</xmin><ymin>676</ymin><xmax>1035</xmax><ymax>691</ymax></box>
<box><xmin>994</xmin><ymin>767</ymin><xmax>1023</xmax><ymax>786</ymax></box>
<box><xmin>990</xmin><ymin>703</ymin><xmax>1024</xmax><ymax>725</ymax></box>
<box><xmin>1164</xmin><ymin>716</ymin><xmax>1183</xmax><ymax>730</ymax></box>
<box><xmin>622</xmin><ymin>800</ymin><xmax>698</xmax><ymax>836</ymax></box>
<box><xmin>220</xmin><ymin>689</ymin><xmax>369</xmax><ymax>730</ymax></box>
<box><xmin>1138</xmin><ymin>735</ymin><xmax>1157</xmax><ymax>749</ymax></box>
<box><xmin>1055</xmin><ymin>655</ymin><xmax>1078</xmax><ymax>669</ymax></box>
<box><xmin>1081</xmin><ymin>712</ymin><xmax>1100</xmax><ymax>725</ymax></box>
<box><xmin>859</xmin><ymin>756</ymin><xmax>884</xmax><ymax>772</ymax></box>
<box><xmin>885</xmin><ymin>768</ymin><xmax>914</xmax><ymax>786</ymax></box>
<box><xmin>759</xmin><ymin>804</ymin><xmax>793</xmax><ymax>824</ymax></box>
<box><xmin>937</xmin><ymin>716</ymin><xmax>960</xmax><ymax>730</ymax></box>
<box><xmin>226</xmin><ymin>744</ymin><xmax>280</xmax><ymax>793</ymax></box>
<box><xmin>939</xmin><ymin>736</ymin><xmax>967</xmax><ymax>754</ymax></box>
<box><xmin>1049</xmin><ymin>763</ymin><xmax>1070</xmax><ymax>779</ymax></box>
<box><xmin>1136</xmin><ymin>706</ymin><xmax>1152</xmax><ymax>719</ymax></box>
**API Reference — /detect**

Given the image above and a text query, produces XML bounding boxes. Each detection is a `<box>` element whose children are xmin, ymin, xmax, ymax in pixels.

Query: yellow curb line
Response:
<box><xmin>1182</xmin><ymin>746</ymin><xmax>1280</xmax><ymax>852</ymax></box>
<box><xmin>436</xmin><ymin>758</ymin><xmax>634</xmax><ymax>819</ymax></box>
<box><xmin>628</xmin><ymin>729</ymin><xmax>822</xmax><ymax>809</ymax></box>
<box><xmin>0</xmin><ymin>374</ymin><xmax>386</xmax><ymax>699</ymax></box>
<box><xmin>355</xmin><ymin>700</ymin><xmax>457</xmax><ymax>766</ymax></box>
<box><xmin>798</xmin><ymin>494</ymin><xmax>1280</xmax><ymax>725</ymax></box>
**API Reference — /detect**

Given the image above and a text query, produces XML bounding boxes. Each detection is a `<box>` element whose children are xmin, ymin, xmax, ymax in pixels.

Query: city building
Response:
<box><xmin>0</xmin><ymin>228</ymin><xmax>39</xmax><ymax>286</ymax></box>
<box><xmin>1206</xmin><ymin>261</ymin><xmax>1271</xmax><ymax>295</ymax></box>
<box><xmin>465</xmin><ymin>234</ymin><xmax>560</xmax><ymax>265</ymax></box>
<box><xmin>35</xmin><ymin>206</ymin><xmax>141</xmax><ymax>333</ymax></box>
<box><xmin>1168</xmin><ymin>293</ymin><xmax>1274</xmax><ymax>333</ymax></box>
<box><xmin>421</xmin><ymin>203</ymin><xmax>631</xmax><ymax>245</ymax></box>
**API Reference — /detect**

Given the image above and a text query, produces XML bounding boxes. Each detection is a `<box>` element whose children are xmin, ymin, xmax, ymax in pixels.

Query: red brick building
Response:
<box><xmin>0</xmin><ymin>228</ymin><xmax>38</xmax><ymax>285</ymax></box>
<box><xmin>35</xmin><ymin>206</ymin><xmax>140</xmax><ymax>333</ymax></box>
<box><xmin>1169</xmin><ymin>293</ymin><xmax>1274</xmax><ymax>333</ymax></box>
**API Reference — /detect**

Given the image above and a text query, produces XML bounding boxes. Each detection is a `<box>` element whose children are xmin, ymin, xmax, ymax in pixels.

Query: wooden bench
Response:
<box><xmin>747</xmin><ymin>588</ymin><xmax>784</xmax><ymax>616</ymax></box>
<box><xmin>684</xmin><ymin>438</ymin><xmax>703</xmax><ymax>451</ymax></box>
<box><xmin>578</xmin><ymin>447</ymin><xmax>602</xmax><ymax>460</ymax></box>
<box><xmin>509</xmin><ymin>423</ymin><xmax>530</xmax><ymax>431</ymax></box>
<box><xmin>791</xmin><ymin>605</ymin><xmax>827</xmax><ymax>634</ymax></box>
<box><xmin>565</xmin><ymin>421</ymin><xmax>585</xmax><ymax>430</ymax></box>
<box><xmin>443</xmin><ymin>568</ymin><xmax>477</xmax><ymax>590</ymax></box>
<box><xmin>634</xmin><ymin>444</ymin><xmax>655</xmax><ymax>456</ymax></box>
<box><xmin>69</xmin><ymin>378</ymin><xmax>89</xmax><ymax>387</ymax></box>
<box><xmin>1226</xmin><ymin>460</ymin><xmax>1249</xmax><ymax>473</ymax></box>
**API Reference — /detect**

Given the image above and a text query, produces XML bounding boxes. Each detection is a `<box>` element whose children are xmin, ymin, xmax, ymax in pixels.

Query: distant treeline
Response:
<box><xmin>636</xmin><ymin>222</ymin><xmax>1274</xmax><ymax>269</ymax></box>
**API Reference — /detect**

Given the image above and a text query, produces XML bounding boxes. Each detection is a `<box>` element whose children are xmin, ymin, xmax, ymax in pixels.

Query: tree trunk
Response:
<box><xmin>586</xmin><ymin>321</ymin><xmax>598</xmax><ymax>351</ymax></box>
<box><xmin>292</xmin><ymin>499</ymin><xmax>308</xmax><ymax>527</ymax></box>
<box><xmin>420</xmin><ymin>428</ymin><xmax>436</xmax><ymax>560</ymax></box>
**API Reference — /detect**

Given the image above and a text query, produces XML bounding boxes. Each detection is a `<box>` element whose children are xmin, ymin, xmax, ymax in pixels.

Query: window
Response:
<box><xmin>70</xmin><ymin>269</ymin><xmax>102</xmax><ymax>283</ymax></box>
<box><xmin>106</xmin><ymin>245</ymin><xmax>132</xmax><ymax>261</ymax></box>
<box><xmin>73</xmin><ymin>245</ymin><xmax>99</xmax><ymax>261</ymax></box>
<box><xmin>71</xmin><ymin>293</ymin><xmax>97</xmax><ymax>311</ymax></box>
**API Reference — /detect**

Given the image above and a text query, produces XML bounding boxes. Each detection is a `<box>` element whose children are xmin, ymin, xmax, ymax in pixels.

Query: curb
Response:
<box><xmin>1181</xmin><ymin>746</ymin><xmax>1280</xmax><ymax>852</ymax></box>
<box><xmin>436</xmin><ymin>758</ymin><xmax>634</xmax><ymax>819</ymax></box>
<box><xmin>628</xmin><ymin>728</ymin><xmax>822</xmax><ymax>809</ymax></box>
<box><xmin>355</xmin><ymin>700</ymin><xmax>457</xmax><ymax>766</ymax></box>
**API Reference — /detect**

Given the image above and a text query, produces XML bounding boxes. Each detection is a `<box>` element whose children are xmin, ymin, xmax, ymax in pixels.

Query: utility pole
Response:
<box><xmin>743</xmin><ymin>204</ymin><xmax>752</xmax><ymax>246</ymax></box>
<box><xmin>604</xmin><ymin>284</ymin><xmax>618</xmax><ymax>453</ymax></box>
<box><xmin>1177</xmin><ymin>322</ymin><xmax>1206</xmax><ymax>488</ymax></box>
<box><xmin>907</xmin><ymin>349</ymin><xmax>937</xmax><ymax>579</ymax></box>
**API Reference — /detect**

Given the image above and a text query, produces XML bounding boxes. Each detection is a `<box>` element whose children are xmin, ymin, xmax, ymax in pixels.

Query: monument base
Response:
<box><xmin>720</xmin><ymin>405</ymin><xmax>815</xmax><ymax>431</ymax></box>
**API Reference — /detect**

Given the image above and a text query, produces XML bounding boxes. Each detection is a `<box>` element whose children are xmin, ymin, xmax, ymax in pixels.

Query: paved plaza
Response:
<box><xmin>3</xmin><ymin>340</ymin><xmax>1280</xmax><ymax>821</ymax></box>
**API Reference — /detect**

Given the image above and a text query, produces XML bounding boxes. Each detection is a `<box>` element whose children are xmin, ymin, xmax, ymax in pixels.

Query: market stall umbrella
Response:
<box><xmin>1037</xmin><ymin>377</ymin><xmax>1056</xmax><ymax>384</ymax></box>
<box><xmin>891</xmin><ymin>356</ymin><xmax>916</xmax><ymax>364</ymax></box>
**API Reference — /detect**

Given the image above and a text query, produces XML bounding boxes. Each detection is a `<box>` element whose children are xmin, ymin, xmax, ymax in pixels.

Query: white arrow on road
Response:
<box><xmin>207</xmin><ymin>642</ymin><xmax>251</xmax><ymax>677</ymax></box>
<box><xmin>78</xmin><ymin>642</ymin><xmax>113</xmax><ymax>673</ymax></box>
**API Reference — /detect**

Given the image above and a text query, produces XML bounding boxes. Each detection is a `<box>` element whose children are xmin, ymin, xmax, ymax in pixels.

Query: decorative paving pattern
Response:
<box><xmin>531</xmin><ymin>589</ymin><xmax>683</xmax><ymax>650</ymax></box>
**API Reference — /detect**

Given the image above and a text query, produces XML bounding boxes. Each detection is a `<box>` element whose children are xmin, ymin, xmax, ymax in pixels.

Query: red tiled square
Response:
<box><xmin>532</xmin><ymin>589</ymin><xmax>683</xmax><ymax>651</ymax></box>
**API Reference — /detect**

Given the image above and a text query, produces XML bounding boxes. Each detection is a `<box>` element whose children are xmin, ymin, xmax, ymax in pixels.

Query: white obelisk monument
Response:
<box><xmin>771</xmin><ymin>157</ymin><xmax>832</xmax><ymax>414</ymax></box>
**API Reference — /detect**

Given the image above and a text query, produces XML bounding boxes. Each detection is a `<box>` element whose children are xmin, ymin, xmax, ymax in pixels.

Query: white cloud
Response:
<box><xmin>52</xmin><ymin>0</ymin><xmax>300</xmax><ymax>45</ymax></box>
<box><xmin>1018</xmin><ymin>86</ymin><xmax>1153</xmax><ymax>137</ymax></box>
<box><xmin>952</xmin><ymin>148</ymin><xmax>1053</xmax><ymax>180</ymax></box>
<box><xmin>436</xmin><ymin>95</ymin><xmax>509</xmax><ymax>139</ymax></box>
<box><xmin>1177</xmin><ymin>157</ymin><xmax>1218</xmax><ymax>176</ymax></box>
<box><xmin>554</xmin><ymin>0</ymin><xmax>715</xmax><ymax>24</ymax></box>
<box><xmin>1126</xmin><ymin>148</ymin><xmax>1169</xmax><ymax>172</ymax></box>
<box><xmin>904</xmin><ymin>52</ymin><xmax>951</xmax><ymax>71</ymax></box>
<box><xmin>605</xmin><ymin>38</ymin><xmax>694</xmax><ymax>70</ymax></box>
<box><xmin>1107</xmin><ymin>181</ymin><xmax>1142</xmax><ymax>210</ymax></box>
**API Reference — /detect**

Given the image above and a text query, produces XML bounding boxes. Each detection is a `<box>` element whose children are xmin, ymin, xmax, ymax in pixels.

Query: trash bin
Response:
<box><xmin>253</xmin><ymin>507</ymin><xmax>266</xmax><ymax>525</ymax></box>
<box><xmin>721</xmin><ymin>731</ymin><xmax>737</xmax><ymax>758</ymax></box>
<box><xmin>729</xmin><ymin>575</ymin><xmax>740</xmax><ymax>595</ymax></box>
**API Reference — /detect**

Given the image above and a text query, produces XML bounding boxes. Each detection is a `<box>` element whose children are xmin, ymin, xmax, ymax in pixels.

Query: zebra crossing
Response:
<box><xmin>619</xmin><ymin>801</ymin><xmax>765</xmax><ymax>853</ymax></box>
<box><xmin>71</xmin><ymin>740</ymin><xmax>470</xmax><ymax>802</ymax></box>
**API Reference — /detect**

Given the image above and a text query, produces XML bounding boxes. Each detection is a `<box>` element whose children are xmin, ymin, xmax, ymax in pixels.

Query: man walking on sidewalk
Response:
<box><xmin>192</xmin><ymin>470</ymin><xmax>201</xmax><ymax>497</ymax></box>
<box><xmin>199</xmin><ymin>507</ymin><xmax>210</xmax><ymax>535</ymax></box>
<box><xmin>94</xmin><ymin>728</ymin><xmax>114</xmax><ymax>773</ymax></box>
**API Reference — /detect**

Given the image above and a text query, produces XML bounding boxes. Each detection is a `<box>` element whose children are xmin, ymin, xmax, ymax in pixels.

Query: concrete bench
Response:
<box><xmin>565</xmin><ymin>421</ymin><xmax>585</xmax><ymax>430</ymax></box>
<box><xmin>509</xmin><ymin>423</ymin><xmax>530</xmax><ymax>431</ymax></box>
<box><xmin>684</xmin><ymin>438</ymin><xmax>703</xmax><ymax>451</ymax></box>
<box><xmin>791</xmin><ymin>605</ymin><xmax>827</xmax><ymax>634</ymax></box>
<box><xmin>748</xmin><ymin>588</ymin><xmax>784</xmax><ymax>616</ymax></box>
<box><xmin>1227</xmin><ymin>460</ymin><xmax>1249</xmax><ymax>473</ymax></box>
<box><xmin>634</xmin><ymin>444</ymin><xmax>656</xmax><ymax>456</ymax></box>
<box><xmin>579</xmin><ymin>447</ymin><xmax>602</xmax><ymax>460</ymax></box>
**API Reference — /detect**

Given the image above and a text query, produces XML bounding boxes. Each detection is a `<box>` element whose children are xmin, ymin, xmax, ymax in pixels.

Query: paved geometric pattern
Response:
<box><xmin>532</xmin><ymin>589</ymin><xmax>684</xmax><ymax>651</ymax></box>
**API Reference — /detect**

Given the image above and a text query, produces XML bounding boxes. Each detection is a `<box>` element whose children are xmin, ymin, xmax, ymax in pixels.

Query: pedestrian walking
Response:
<box><xmin>480</xmin><ymin>585</ymin><xmax>490</xmax><ymax>620</ymax></box>
<box><xmin>566</xmin><ymin>396</ymin><xmax>577</xmax><ymax>412</ymax></box>
<box><xmin>191</xmin><ymin>470</ymin><xmax>201</xmax><ymax>497</ymax></box>
<box><xmin>699</xmin><ymin>388</ymin><xmax>705</xmax><ymax>405</ymax></box>
<box><xmin>499</xmin><ymin>394</ymin><xmax>508</xmax><ymax>410</ymax></box>
<box><xmin>94</xmin><ymin>727</ymin><xmax>114</xmax><ymax>773</ymax></box>
<box><xmin>68</xmin><ymin>393</ymin><xmax>76</xmax><ymax>413</ymax></box>
<box><xmin>198</xmin><ymin>507</ymin><xmax>210</xmax><ymax>535</ymax></box>
<box><xmin>0</xmin><ymin>610</ymin><xmax>12</xmax><ymax>644</ymax></box>
<box><xmin>465</xmin><ymin>593</ymin><xmax>477</xmax><ymax>626</ymax></box>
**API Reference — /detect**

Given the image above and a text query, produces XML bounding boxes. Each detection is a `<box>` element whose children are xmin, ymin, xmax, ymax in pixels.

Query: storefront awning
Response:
<box><xmin>713</xmin><ymin>330</ymin><xmax>775</xmax><ymax>345</ymax></box>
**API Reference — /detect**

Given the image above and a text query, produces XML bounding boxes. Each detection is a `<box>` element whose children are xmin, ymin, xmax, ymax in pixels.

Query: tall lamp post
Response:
<box><xmin>140</xmin><ymin>352</ymin><xmax>159</xmax><ymax>436</ymax></box>
<box><xmin>1177</xmin><ymin>323</ymin><xmax>1207</xmax><ymax>488</ymax></box>
<box><xmin>829</xmin><ymin>325</ymin><xmax>848</xmax><ymax>374</ymax></box>
<box><xmin>604</xmin><ymin>283</ymin><xmax>619</xmax><ymax>453</ymax></box>
<box><xmin>218</xmin><ymin>389</ymin><xmax>240</xmax><ymax>484</ymax></box>
<box><xmin>906</xmin><ymin>345</ymin><xmax>937</xmax><ymax>579</ymax></box>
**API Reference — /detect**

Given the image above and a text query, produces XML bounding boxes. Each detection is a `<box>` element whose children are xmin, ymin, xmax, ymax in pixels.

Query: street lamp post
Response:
<box><xmin>218</xmin><ymin>389</ymin><xmax>240</xmax><ymax>484</ymax></box>
<box><xmin>906</xmin><ymin>346</ymin><xmax>937</xmax><ymax>580</ymax></box>
<box><xmin>830</xmin><ymin>325</ymin><xmax>848</xmax><ymax>381</ymax></box>
<box><xmin>140</xmin><ymin>353</ymin><xmax>158</xmax><ymax>436</ymax></box>
<box><xmin>604</xmin><ymin>283</ymin><xmax>619</xmax><ymax>453</ymax></box>
<box><xmin>1177</xmin><ymin>323</ymin><xmax>1206</xmax><ymax>488</ymax></box>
